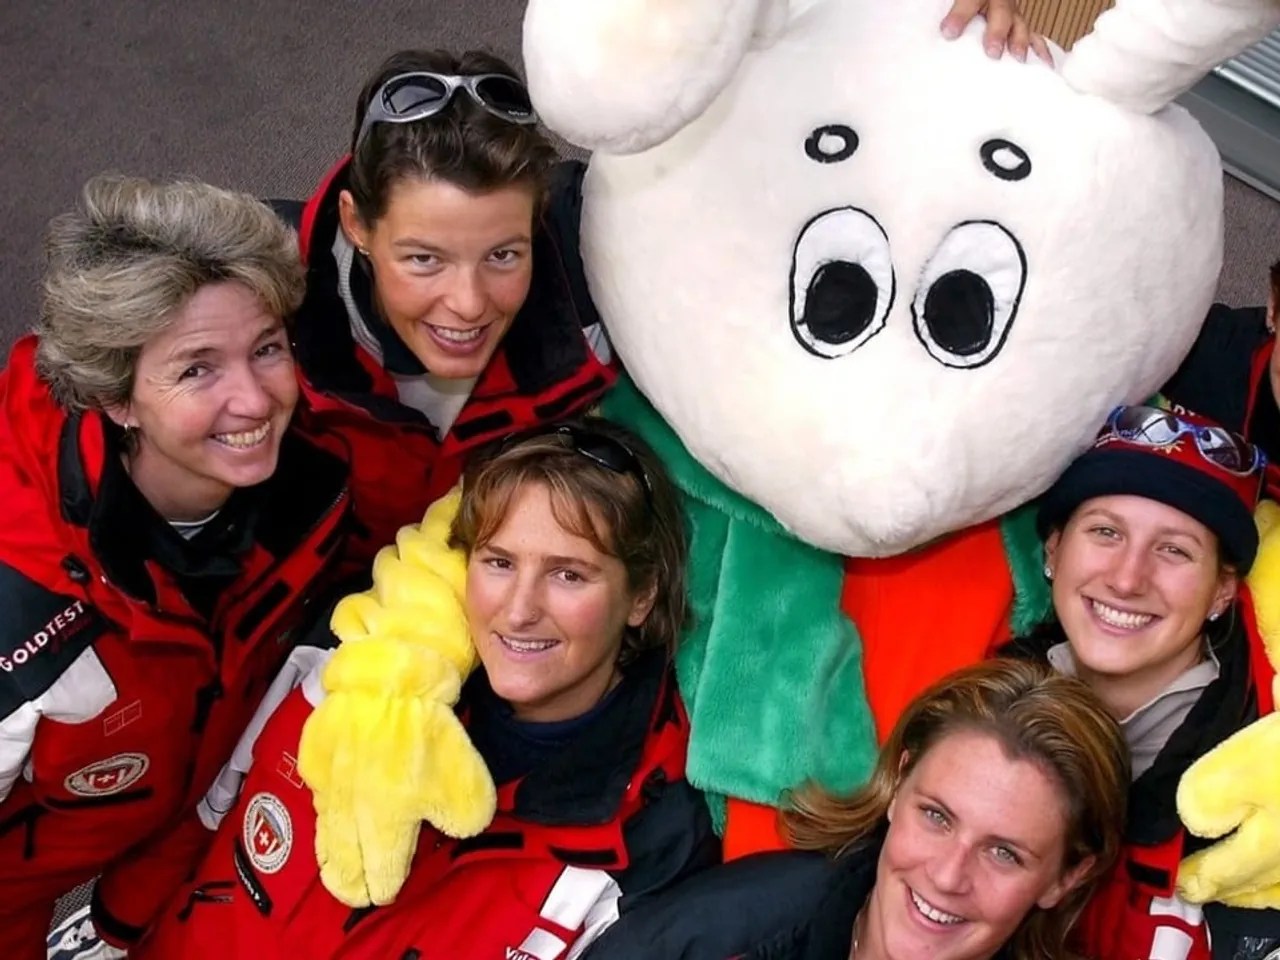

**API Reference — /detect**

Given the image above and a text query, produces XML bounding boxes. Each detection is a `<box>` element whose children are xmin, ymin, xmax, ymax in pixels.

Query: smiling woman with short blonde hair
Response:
<box><xmin>0</xmin><ymin>174</ymin><xmax>350</xmax><ymax>959</ymax></box>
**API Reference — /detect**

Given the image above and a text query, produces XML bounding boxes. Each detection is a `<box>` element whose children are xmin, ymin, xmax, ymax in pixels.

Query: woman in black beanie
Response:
<box><xmin>1009</xmin><ymin>403</ymin><xmax>1280</xmax><ymax>960</ymax></box>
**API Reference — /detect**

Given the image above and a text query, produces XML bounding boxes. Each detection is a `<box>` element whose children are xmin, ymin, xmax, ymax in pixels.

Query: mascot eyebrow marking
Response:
<box><xmin>805</xmin><ymin>124</ymin><xmax>860</xmax><ymax>164</ymax></box>
<box><xmin>980</xmin><ymin>138</ymin><xmax>1032</xmax><ymax>182</ymax></box>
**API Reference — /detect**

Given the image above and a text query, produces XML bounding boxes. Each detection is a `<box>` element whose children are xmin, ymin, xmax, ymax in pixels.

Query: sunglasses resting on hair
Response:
<box><xmin>1104</xmin><ymin>404</ymin><xmax>1264</xmax><ymax>476</ymax></box>
<box><xmin>355</xmin><ymin>72</ymin><xmax>537</xmax><ymax>149</ymax></box>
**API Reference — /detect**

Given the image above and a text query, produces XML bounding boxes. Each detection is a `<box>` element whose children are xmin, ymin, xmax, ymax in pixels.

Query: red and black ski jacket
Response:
<box><xmin>138</xmin><ymin>649</ymin><xmax>718</xmax><ymax>960</ymax></box>
<box><xmin>290</xmin><ymin>158</ymin><xmax>616</xmax><ymax>567</ymax></box>
<box><xmin>1004</xmin><ymin>599</ymin><xmax>1280</xmax><ymax>960</ymax></box>
<box><xmin>0</xmin><ymin>336</ymin><xmax>350</xmax><ymax>956</ymax></box>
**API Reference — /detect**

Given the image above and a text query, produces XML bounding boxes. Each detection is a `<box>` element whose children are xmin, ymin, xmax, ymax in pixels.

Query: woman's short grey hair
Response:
<box><xmin>35</xmin><ymin>174</ymin><xmax>305</xmax><ymax>412</ymax></box>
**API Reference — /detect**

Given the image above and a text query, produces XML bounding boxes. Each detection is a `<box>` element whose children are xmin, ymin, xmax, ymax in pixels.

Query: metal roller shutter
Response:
<box><xmin>1217</xmin><ymin>30</ymin><xmax>1280</xmax><ymax>110</ymax></box>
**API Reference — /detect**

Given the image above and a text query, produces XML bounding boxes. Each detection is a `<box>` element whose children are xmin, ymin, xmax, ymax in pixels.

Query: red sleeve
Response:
<box><xmin>133</xmin><ymin>688</ymin><xmax>341</xmax><ymax>960</ymax></box>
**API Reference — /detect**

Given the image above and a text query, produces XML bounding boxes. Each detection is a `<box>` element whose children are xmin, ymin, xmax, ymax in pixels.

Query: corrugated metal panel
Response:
<box><xmin>1022</xmin><ymin>0</ymin><xmax>1114</xmax><ymax>49</ymax></box>
<box><xmin>1216</xmin><ymin>31</ymin><xmax>1280</xmax><ymax>112</ymax></box>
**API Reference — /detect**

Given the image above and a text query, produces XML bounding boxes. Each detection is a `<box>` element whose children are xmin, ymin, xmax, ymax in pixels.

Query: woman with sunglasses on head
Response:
<box><xmin>571</xmin><ymin>658</ymin><xmax>1127</xmax><ymax>960</ymax></box>
<box><xmin>290</xmin><ymin>2</ymin><xmax>1040</xmax><ymax>571</ymax></box>
<box><xmin>287</xmin><ymin>48</ymin><xmax>615</xmax><ymax>572</ymax></box>
<box><xmin>1003</xmin><ymin>404</ymin><xmax>1280</xmax><ymax>958</ymax></box>
<box><xmin>134</xmin><ymin>417</ymin><xmax>718</xmax><ymax>960</ymax></box>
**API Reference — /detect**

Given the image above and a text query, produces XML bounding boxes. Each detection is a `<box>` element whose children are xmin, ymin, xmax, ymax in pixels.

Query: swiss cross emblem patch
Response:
<box><xmin>64</xmin><ymin>753</ymin><xmax>149</xmax><ymax>797</ymax></box>
<box><xmin>243</xmin><ymin>792</ymin><xmax>293</xmax><ymax>874</ymax></box>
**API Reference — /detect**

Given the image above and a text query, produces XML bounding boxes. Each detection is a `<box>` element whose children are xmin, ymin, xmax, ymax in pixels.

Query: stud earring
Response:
<box><xmin>357</xmin><ymin>246</ymin><xmax>371</xmax><ymax>257</ymax></box>
<box><xmin>1208</xmin><ymin>609</ymin><xmax>1222</xmax><ymax>622</ymax></box>
<box><xmin>1043</xmin><ymin>563</ymin><xmax>1053</xmax><ymax>581</ymax></box>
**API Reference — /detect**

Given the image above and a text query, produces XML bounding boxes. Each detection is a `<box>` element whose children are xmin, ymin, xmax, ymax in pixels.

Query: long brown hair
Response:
<box><xmin>784</xmin><ymin>659</ymin><xmax>1128</xmax><ymax>960</ymax></box>
<box><xmin>450</xmin><ymin>417</ymin><xmax>688</xmax><ymax>663</ymax></box>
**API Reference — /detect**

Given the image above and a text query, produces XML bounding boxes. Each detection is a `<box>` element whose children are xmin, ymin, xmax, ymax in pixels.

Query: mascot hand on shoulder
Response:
<box><xmin>1178</xmin><ymin>500</ymin><xmax>1280</xmax><ymax>907</ymax></box>
<box><xmin>527</xmin><ymin>0</ymin><xmax>1280</xmax><ymax>888</ymax></box>
<box><xmin>297</xmin><ymin>489</ymin><xmax>495</xmax><ymax>907</ymax></box>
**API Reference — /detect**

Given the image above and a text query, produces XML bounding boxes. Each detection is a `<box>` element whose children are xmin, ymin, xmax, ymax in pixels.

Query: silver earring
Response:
<box><xmin>357</xmin><ymin>246</ymin><xmax>371</xmax><ymax>257</ymax></box>
<box><xmin>1043</xmin><ymin>563</ymin><xmax>1053</xmax><ymax>581</ymax></box>
<box><xmin>1208</xmin><ymin>609</ymin><xmax>1221</xmax><ymax>622</ymax></box>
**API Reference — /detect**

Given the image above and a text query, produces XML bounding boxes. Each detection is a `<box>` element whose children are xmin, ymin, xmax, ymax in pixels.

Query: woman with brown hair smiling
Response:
<box><xmin>574</xmin><ymin>658</ymin><xmax>1128</xmax><ymax>960</ymax></box>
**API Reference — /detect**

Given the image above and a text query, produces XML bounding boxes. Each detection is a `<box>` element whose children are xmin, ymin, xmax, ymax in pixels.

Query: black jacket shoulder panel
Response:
<box><xmin>1163</xmin><ymin>304</ymin><xmax>1268</xmax><ymax>432</ymax></box>
<box><xmin>612</xmin><ymin>778</ymin><xmax>720</xmax><ymax>904</ymax></box>
<box><xmin>0</xmin><ymin>561</ymin><xmax>107</xmax><ymax>717</ymax></box>
<box><xmin>581</xmin><ymin>850</ymin><xmax>836</xmax><ymax>960</ymax></box>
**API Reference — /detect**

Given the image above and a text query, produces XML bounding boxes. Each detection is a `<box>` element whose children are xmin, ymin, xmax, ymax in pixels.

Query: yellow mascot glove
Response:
<box><xmin>1176</xmin><ymin>500</ymin><xmax>1280</xmax><ymax>908</ymax></box>
<box><xmin>297</xmin><ymin>488</ymin><xmax>497</xmax><ymax>907</ymax></box>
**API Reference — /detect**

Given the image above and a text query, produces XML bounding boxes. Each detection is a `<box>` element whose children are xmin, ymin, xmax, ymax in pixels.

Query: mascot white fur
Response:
<box><xmin>298</xmin><ymin>0</ymin><xmax>1280</xmax><ymax>921</ymax></box>
<box><xmin>520</xmin><ymin>0</ymin><xmax>1280</xmax><ymax>897</ymax></box>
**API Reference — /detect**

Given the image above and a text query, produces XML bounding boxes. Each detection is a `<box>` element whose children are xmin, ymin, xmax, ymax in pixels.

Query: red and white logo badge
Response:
<box><xmin>243</xmin><ymin>792</ymin><xmax>292</xmax><ymax>874</ymax></box>
<box><xmin>64</xmin><ymin>753</ymin><xmax>149</xmax><ymax>797</ymax></box>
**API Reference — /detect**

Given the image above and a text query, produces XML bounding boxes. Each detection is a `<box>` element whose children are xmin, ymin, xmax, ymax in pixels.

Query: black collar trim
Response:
<box><xmin>58</xmin><ymin>414</ymin><xmax>95</xmax><ymax>527</ymax></box>
<box><xmin>346</xmin><ymin>251</ymin><xmax>425</xmax><ymax>377</ymax></box>
<box><xmin>461</xmin><ymin>649</ymin><xmax>672</xmax><ymax>827</ymax></box>
<box><xmin>57</xmin><ymin>413</ymin><xmax>347</xmax><ymax>607</ymax></box>
<box><xmin>513</xmin><ymin>649</ymin><xmax>669</xmax><ymax>825</ymax></box>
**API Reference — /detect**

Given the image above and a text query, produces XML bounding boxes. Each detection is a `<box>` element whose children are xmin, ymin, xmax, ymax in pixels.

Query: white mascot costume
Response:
<box><xmin>520</xmin><ymin>0</ymin><xmax>1280</xmax><ymax>902</ymax></box>
<box><xmin>298</xmin><ymin>0</ymin><xmax>1280</xmax><ymax>933</ymax></box>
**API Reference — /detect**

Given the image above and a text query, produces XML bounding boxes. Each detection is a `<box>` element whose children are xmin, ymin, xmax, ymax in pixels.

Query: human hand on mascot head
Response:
<box><xmin>523</xmin><ymin>0</ymin><xmax>1279</xmax><ymax>562</ymax></box>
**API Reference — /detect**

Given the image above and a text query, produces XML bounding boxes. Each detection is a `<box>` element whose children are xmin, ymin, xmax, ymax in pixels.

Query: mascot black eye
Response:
<box><xmin>980</xmin><ymin>139</ymin><xmax>1032</xmax><ymax>182</ymax></box>
<box><xmin>911</xmin><ymin>221</ymin><xmax>1026</xmax><ymax>369</ymax></box>
<box><xmin>805</xmin><ymin>125</ymin><xmax>859</xmax><ymax>164</ymax></box>
<box><xmin>790</xmin><ymin>207</ymin><xmax>895</xmax><ymax>359</ymax></box>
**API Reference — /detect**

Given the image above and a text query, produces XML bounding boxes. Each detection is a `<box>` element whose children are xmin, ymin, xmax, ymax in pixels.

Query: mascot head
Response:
<box><xmin>524</xmin><ymin>0</ymin><xmax>1280</xmax><ymax>557</ymax></box>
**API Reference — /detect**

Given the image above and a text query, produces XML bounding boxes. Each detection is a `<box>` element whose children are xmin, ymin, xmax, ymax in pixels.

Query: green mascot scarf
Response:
<box><xmin>603</xmin><ymin>377</ymin><xmax>1050</xmax><ymax>828</ymax></box>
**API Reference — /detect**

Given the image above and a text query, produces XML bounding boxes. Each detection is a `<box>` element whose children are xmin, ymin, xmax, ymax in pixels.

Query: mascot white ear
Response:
<box><xmin>1064</xmin><ymin>0</ymin><xmax>1280</xmax><ymax>113</ymax></box>
<box><xmin>522</xmin><ymin>0</ymin><xmax>791</xmax><ymax>153</ymax></box>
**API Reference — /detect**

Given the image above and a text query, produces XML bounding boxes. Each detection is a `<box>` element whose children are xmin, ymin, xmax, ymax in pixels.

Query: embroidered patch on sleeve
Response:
<box><xmin>0</xmin><ymin>562</ymin><xmax>108</xmax><ymax>718</ymax></box>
